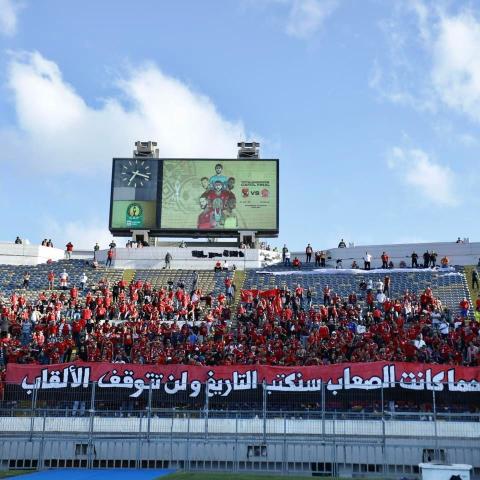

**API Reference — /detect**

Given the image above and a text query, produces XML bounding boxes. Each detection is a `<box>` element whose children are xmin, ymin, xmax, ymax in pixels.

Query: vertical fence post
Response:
<box><xmin>170</xmin><ymin>416</ymin><xmax>174</xmax><ymax>467</ymax></box>
<box><xmin>87</xmin><ymin>381</ymin><xmax>96</xmax><ymax>469</ymax></box>
<box><xmin>234</xmin><ymin>413</ymin><xmax>239</xmax><ymax>472</ymax></box>
<box><xmin>186</xmin><ymin>413</ymin><xmax>191</xmax><ymax>471</ymax></box>
<box><xmin>332</xmin><ymin>407</ymin><xmax>337</xmax><ymax>477</ymax></box>
<box><xmin>262</xmin><ymin>380</ymin><xmax>267</xmax><ymax>443</ymax></box>
<box><xmin>29</xmin><ymin>381</ymin><xmax>37</xmax><ymax>439</ymax></box>
<box><xmin>37</xmin><ymin>409</ymin><xmax>46</xmax><ymax>471</ymax></box>
<box><xmin>137</xmin><ymin>414</ymin><xmax>143</xmax><ymax>469</ymax></box>
<box><xmin>321</xmin><ymin>380</ymin><xmax>325</xmax><ymax>439</ymax></box>
<box><xmin>432</xmin><ymin>388</ymin><xmax>439</xmax><ymax>461</ymax></box>
<box><xmin>282</xmin><ymin>414</ymin><xmax>287</xmax><ymax>474</ymax></box>
<box><xmin>146</xmin><ymin>380</ymin><xmax>153</xmax><ymax>441</ymax></box>
<box><xmin>205</xmin><ymin>382</ymin><xmax>209</xmax><ymax>439</ymax></box>
<box><xmin>381</xmin><ymin>384</ymin><xmax>387</xmax><ymax>476</ymax></box>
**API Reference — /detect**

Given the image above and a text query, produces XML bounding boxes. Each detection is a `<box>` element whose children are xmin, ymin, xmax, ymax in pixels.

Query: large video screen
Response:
<box><xmin>109</xmin><ymin>158</ymin><xmax>278</xmax><ymax>237</ymax></box>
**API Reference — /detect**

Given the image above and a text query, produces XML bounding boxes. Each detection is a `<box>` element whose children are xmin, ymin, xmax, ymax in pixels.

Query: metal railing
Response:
<box><xmin>1</xmin><ymin>380</ymin><xmax>479</xmax><ymax>432</ymax></box>
<box><xmin>1</xmin><ymin>381</ymin><xmax>479</xmax><ymax>477</ymax></box>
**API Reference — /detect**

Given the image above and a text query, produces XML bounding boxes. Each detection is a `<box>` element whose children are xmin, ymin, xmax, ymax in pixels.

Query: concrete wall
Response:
<box><xmin>1</xmin><ymin>416</ymin><xmax>478</xmax><ymax>439</ymax></box>
<box><xmin>0</xmin><ymin>243</ymin><xmax>64</xmax><ymax>266</ymax></box>
<box><xmin>95</xmin><ymin>246</ymin><xmax>281</xmax><ymax>271</ymax></box>
<box><xmin>322</xmin><ymin>241</ymin><xmax>480</xmax><ymax>268</ymax></box>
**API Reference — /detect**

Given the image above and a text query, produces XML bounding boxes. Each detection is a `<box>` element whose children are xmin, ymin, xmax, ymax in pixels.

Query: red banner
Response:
<box><xmin>240</xmin><ymin>288</ymin><xmax>280</xmax><ymax>302</ymax></box>
<box><xmin>5</xmin><ymin>361</ymin><xmax>480</xmax><ymax>399</ymax></box>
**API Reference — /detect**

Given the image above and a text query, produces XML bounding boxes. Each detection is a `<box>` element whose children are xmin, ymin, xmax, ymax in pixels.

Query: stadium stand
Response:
<box><xmin>0</xmin><ymin>254</ymin><xmax>479</xmax><ymax>477</ymax></box>
<box><xmin>0</xmin><ymin>257</ymin><xmax>478</xmax><ymax>368</ymax></box>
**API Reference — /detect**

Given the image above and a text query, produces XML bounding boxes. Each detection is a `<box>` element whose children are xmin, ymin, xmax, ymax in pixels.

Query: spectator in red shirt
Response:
<box><xmin>65</xmin><ymin>242</ymin><xmax>74</xmax><ymax>259</ymax></box>
<box><xmin>381</xmin><ymin>251</ymin><xmax>389</xmax><ymax>269</ymax></box>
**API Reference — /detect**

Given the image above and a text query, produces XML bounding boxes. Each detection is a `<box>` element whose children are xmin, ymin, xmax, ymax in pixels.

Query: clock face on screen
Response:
<box><xmin>120</xmin><ymin>159</ymin><xmax>152</xmax><ymax>188</ymax></box>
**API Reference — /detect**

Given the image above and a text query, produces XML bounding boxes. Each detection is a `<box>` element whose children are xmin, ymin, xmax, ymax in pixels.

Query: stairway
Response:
<box><xmin>122</xmin><ymin>269</ymin><xmax>136</xmax><ymax>285</ymax></box>
<box><xmin>463</xmin><ymin>266</ymin><xmax>479</xmax><ymax>309</ymax></box>
<box><xmin>230</xmin><ymin>269</ymin><xmax>246</xmax><ymax>332</ymax></box>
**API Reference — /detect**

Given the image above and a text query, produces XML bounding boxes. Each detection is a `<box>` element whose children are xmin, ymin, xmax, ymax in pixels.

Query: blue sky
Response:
<box><xmin>0</xmin><ymin>0</ymin><xmax>479</xmax><ymax>250</ymax></box>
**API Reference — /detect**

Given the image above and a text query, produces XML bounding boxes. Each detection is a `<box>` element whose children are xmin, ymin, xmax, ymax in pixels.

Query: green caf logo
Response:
<box><xmin>126</xmin><ymin>202</ymin><xmax>144</xmax><ymax>227</ymax></box>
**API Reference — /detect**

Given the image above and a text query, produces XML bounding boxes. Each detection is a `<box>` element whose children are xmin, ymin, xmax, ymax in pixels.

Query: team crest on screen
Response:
<box><xmin>126</xmin><ymin>202</ymin><xmax>144</xmax><ymax>227</ymax></box>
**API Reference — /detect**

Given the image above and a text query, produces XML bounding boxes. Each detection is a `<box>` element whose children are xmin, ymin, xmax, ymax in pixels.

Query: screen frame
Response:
<box><xmin>109</xmin><ymin>158</ymin><xmax>279</xmax><ymax>238</ymax></box>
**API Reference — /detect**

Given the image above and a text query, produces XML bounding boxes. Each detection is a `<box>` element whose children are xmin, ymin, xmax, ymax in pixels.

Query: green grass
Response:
<box><xmin>162</xmin><ymin>473</ymin><xmax>386</xmax><ymax>480</ymax></box>
<box><xmin>0</xmin><ymin>470</ymin><xmax>387</xmax><ymax>480</ymax></box>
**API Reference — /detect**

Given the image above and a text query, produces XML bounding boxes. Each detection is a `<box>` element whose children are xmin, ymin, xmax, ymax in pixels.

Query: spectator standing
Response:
<box><xmin>381</xmin><ymin>251</ymin><xmax>389</xmax><ymax>269</ymax></box>
<box><xmin>22</xmin><ymin>272</ymin><xmax>30</xmax><ymax>289</ymax></box>
<box><xmin>429</xmin><ymin>251</ymin><xmax>437</xmax><ymax>268</ymax></box>
<box><xmin>106</xmin><ymin>248</ymin><xmax>114</xmax><ymax>267</ymax></box>
<box><xmin>472</xmin><ymin>269</ymin><xmax>479</xmax><ymax>290</ymax></box>
<box><xmin>284</xmin><ymin>250</ymin><xmax>291</xmax><ymax>266</ymax></box>
<box><xmin>323</xmin><ymin>285</ymin><xmax>331</xmax><ymax>306</ymax></box>
<box><xmin>282</xmin><ymin>244</ymin><xmax>288</xmax><ymax>263</ymax></box>
<box><xmin>80</xmin><ymin>272</ymin><xmax>88</xmax><ymax>291</ymax></box>
<box><xmin>305</xmin><ymin>244</ymin><xmax>313</xmax><ymax>263</ymax></box>
<box><xmin>93</xmin><ymin>243</ymin><xmax>100</xmax><ymax>260</ymax></box>
<box><xmin>363</xmin><ymin>252</ymin><xmax>371</xmax><ymax>270</ymax></box>
<box><xmin>165</xmin><ymin>252</ymin><xmax>172</xmax><ymax>269</ymax></box>
<box><xmin>320</xmin><ymin>251</ymin><xmax>326</xmax><ymax>267</ymax></box>
<box><xmin>109</xmin><ymin>240</ymin><xmax>117</xmax><ymax>249</ymax></box>
<box><xmin>314</xmin><ymin>250</ymin><xmax>321</xmax><ymax>267</ymax></box>
<box><xmin>459</xmin><ymin>297</ymin><xmax>470</xmax><ymax>318</ymax></box>
<box><xmin>47</xmin><ymin>271</ymin><xmax>55</xmax><ymax>290</ymax></box>
<box><xmin>60</xmin><ymin>270</ymin><xmax>69</xmax><ymax>290</ymax></box>
<box><xmin>306</xmin><ymin>287</ymin><xmax>313</xmax><ymax>308</ymax></box>
<box><xmin>65</xmin><ymin>242</ymin><xmax>74</xmax><ymax>259</ymax></box>
<box><xmin>423</xmin><ymin>251</ymin><xmax>430</xmax><ymax>268</ymax></box>
<box><xmin>412</xmin><ymin>252</ymin><xmax>418</xmax><ymax>268</ymax></box>
<box><xmin>384</xmin><ymin>275</ymin><xmax>391</xmax><ymax>297</ymax></box>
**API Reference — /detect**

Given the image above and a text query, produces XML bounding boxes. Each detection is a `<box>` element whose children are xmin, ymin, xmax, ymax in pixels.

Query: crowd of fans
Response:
<box><xmin>0</xmin><ymin>275</ymin><xmax>234</xmax><ymax>369</ymax></box>
<box><xmin>238</xmin><ymin>285</ymin><xmax>479</xmax><ymax>366</ymax></box>
<box><xmin>0</xmin><ymin>270</ymin><xmax>479</xmax><ymax>371</ymax></box>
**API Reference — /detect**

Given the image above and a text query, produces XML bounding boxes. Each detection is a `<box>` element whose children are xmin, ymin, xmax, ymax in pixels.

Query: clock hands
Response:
<box><xmin>127</xmin><ymin>170</ymin><xmax>151</xmax><ymax>186</ymax></box>
<box><xmin>134</xmin><ymin>171</ymin><xmax>151</xmax><ymax>180</ymax></box>
<box><xmin>128</xmin><ymin>172</ymin><xmax>138</xmax><ymax>185</ymax></box>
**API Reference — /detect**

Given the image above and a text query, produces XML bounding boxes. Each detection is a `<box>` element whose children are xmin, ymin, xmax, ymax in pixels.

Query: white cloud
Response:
<box><xmin>41</xmin><ymin>217</ymin><xmax>117</xmax><ymax>251</ymax></box>
<box><xmin>375</xmin><ymin>2</ymin><xmax>480</xmax><ymax>124</ymax></box>
<box><xmin>387</xmin><ymin>147</ymin><xmax>459</xmax><ymax>207</ymax></box>
<box><xmin>431</xmin><ymin>10</ymin><xmax>480</xmax><ymax>122</ymax></box>
<box><xmin>285</xmin><ymin>0</ymin><xmax>338</xmax><ymax>38</ymax></box>
<box><xmin>1</xmin><ymin>51</ymin><xmax>247</xmax><ymax>174</ymax></box>
<box><xmin>0</xmin><ymin>0</ymin><xmax>19</xmax><ymax>36</ymax></box>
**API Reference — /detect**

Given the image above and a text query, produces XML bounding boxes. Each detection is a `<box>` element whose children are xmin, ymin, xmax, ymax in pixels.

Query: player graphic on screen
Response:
<box><xmin>197</xmin><ymin>196</ymin><xmax>214</xmax><ymax>229</ymax></box>
<box><xmin>206</xmin><ymin>180</ymin><xmax>231</xmax><ymax>205</ymax></box>
<box><xmin>201</xmin><ymin>177</ymin><xmax>209</xmax><ymax>191</ymax></box>
<box><xmin>198</xmin><ymin>166</ymin><xmax>238</xmax><ymax>230</ymax></box>
<box><xmin>208</xmin><ymin>163</ymin><xmax>228</xmax><ymax>190</ymax></box>
<box><xmin>222</xmin><ymin>197</ymin><xmax>238</xmax><ymax>229</ymax></box>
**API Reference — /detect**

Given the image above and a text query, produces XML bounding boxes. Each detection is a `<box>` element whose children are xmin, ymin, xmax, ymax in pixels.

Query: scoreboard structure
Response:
<box><xmin>109</xmin><ymin>158</ymin><xmax>279</xmax><ymax>238</ymax></box>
